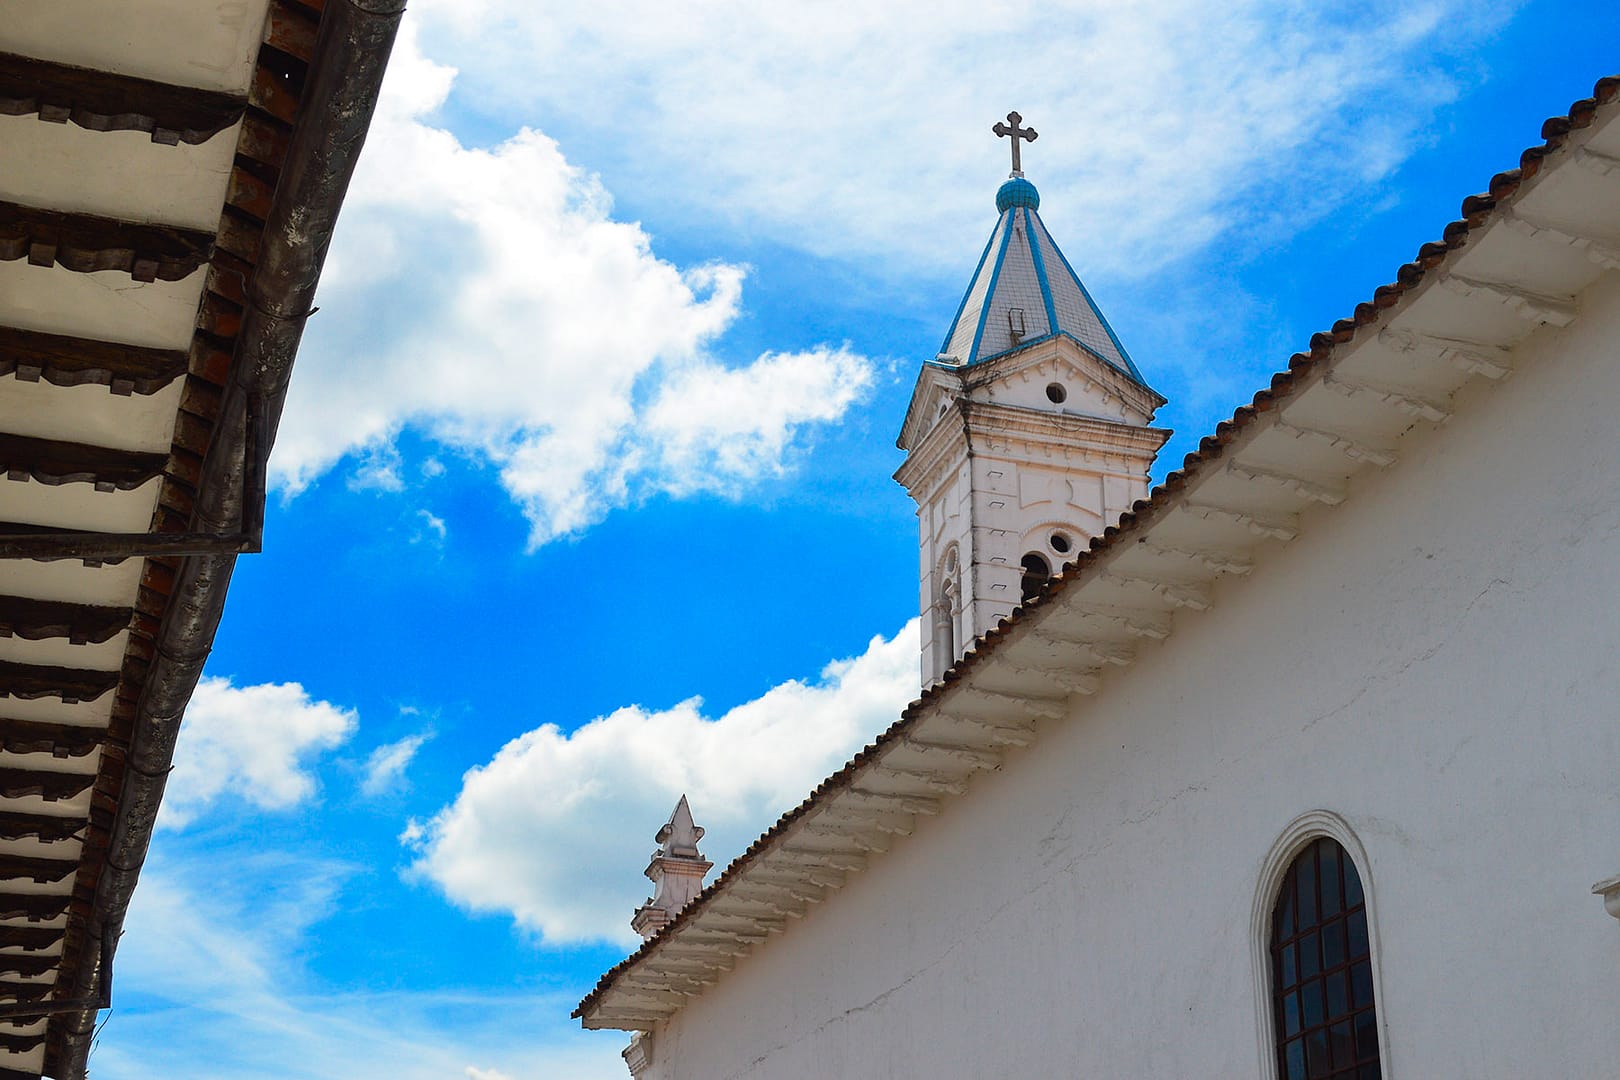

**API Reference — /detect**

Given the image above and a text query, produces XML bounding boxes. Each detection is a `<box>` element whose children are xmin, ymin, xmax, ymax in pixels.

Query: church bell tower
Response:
<box><xmin>895</xmin><ymin>113</ymin><xmax>1170</xmax><ymax>687</ymax></box>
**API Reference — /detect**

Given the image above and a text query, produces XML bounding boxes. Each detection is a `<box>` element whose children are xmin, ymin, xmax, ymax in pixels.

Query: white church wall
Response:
<box><xmin>637</xmin><ymin>274</ymin><xmax>1620</xmax><ymax>1079</ymax></box>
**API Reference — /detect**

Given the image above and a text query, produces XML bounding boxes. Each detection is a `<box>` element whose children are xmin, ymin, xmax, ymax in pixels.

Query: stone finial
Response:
<box><xmin>656</xmin><ymin>795</ymin><xmax>704</xmax><ymax>858</ymax></box>
<box><xmin>631</xmin><ymin>796</ymin><xmax>713</xmax><ymax>940</ymax></box>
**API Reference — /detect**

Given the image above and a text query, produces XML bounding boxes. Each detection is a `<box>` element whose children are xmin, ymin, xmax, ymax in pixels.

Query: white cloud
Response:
<box><xmin>407</xmin><ymin>620</ymin><xmax>921</xmax><ymax>944</ymax></box>
<box><xmin>277</xmin><ymin>24</ymin><xmax>874</xmax><ymax>545</ymax></box>
<box><xmin>409</xmin><ymin>0</ymin><xmax>1499</xmax><ymax>277</ymax></box>
<box><xmin>99</xmin><ymin>848</ymin><xmax>624</xmax><ymax>1080</ymax></box>
<box><xmin>465</xmin><ymin>1069</ymin><xmax>515</xmax><ymax>1080</ymax></box>
<box><xmin>361</xmin><ymin>732</ymin><xmax>435</xmax><ymax>797</ymax></box>
<box><xmin>163</xmin><ymin>678</ymin><xmax>357</xmax><ymax>829</ymax></box>
<box><xmin>412</xmin><ymin>508</ymin><xmax>448</xmax><ymax>546</ymax></box>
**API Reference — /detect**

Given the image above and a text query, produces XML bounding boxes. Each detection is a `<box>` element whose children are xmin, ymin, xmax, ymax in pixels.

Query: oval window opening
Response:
<box><xmin>1045</xmin><ymin>382</ymin><xmax>1067</xmax><ymax>404</ymax></box>
<box><xmin>1050</xmin><ymin>532</ymin><xmax>1072</xmax><ymax>554</ymax></box>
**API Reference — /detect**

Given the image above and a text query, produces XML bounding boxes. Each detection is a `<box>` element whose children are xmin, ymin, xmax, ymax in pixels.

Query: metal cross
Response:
<box><xmin>992</xmin><ymin>111</ymin><xmax>1038</xmax><ymax>176</ymax></box>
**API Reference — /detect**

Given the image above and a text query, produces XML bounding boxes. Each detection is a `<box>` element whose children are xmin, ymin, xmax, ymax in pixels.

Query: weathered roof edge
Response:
<box><xmin>576</xmin><ymin>73</ymin><xmax>1620</xmax><ymax>1023</ymax></box>
<box><xmin>50</xmin><ymin>4</ymin><xmax>405</xmax><ymax>1076</ymax></box>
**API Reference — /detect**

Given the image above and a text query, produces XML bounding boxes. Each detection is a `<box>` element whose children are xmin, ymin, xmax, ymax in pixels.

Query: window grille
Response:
<box><xmin>1270</xmin><ymin>837</ymin><xmax>1380</xmax><ymax>1080</ymax></box>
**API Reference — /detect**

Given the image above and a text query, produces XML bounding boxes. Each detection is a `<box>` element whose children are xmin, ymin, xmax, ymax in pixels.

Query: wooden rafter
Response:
<box><xmin>0</xmin><ymin>52</ymin><xmax>245</xmax><ymax>145</ymax></box>
<box><xmin>0</xmin><ymin>200</ymin><xmax>214</xmax><ymax>283</ymax></box>
<box><xmin>0</xmin><ymin>326</ymin><xmax>189</xmax><ymax>396</ymax></box>
<box><xmin>0</xmin><ymin>1030</ymin><xmax>44</xmax><ymax>1055</ymax></box>
<box><xmin>0</xmin><ymin>812</ymin><xmax>86</xmax><ymax>844</ymax></box>
<box><xmin>0</xmin><ymin>771</ymin><xmax>95</xmax><ymax>804</ymax></box>
<box><xmin>0</xmin><ymin>597</ymin><xmax>131</xmax><ymax>646</ymax></box>
<box><xmin>0</xmin><ymin>983</ymin><xmax>54</xmax><ymax>1005</ymax></box>
<box><xmin>0</xmin><ymin>433</ymin><xmax>168</xmax><ymax>491</ymax></box>
<box><xmin>0</xmin><ymin>855</ymin><xmax>80</xmax><ymax>885</ymax></box>
<box><xmin>0</xmin><ymin>927</ymin><xmax>63</xmax><ymax>955</ymax></box>
<box><xmin>0</xmin><ymin>895</ymin><xmax>69</xmax><ymax>923</ymax></box>
<box><xmin>0</xmin><ymin>661</ymin><xmax>118</xmax><ymax>704</ymax></box>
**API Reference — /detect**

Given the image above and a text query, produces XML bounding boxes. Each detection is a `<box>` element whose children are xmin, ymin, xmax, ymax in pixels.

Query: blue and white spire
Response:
<box><xmin>938</xmin><ymin>125</ymin><xmax>1147</xmax><ymax>384</ymax></box>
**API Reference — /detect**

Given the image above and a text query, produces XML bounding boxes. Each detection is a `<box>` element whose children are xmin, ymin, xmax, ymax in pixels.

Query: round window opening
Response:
<box><xmin>1045</xmin><ymin>382</ymin><xmax>1067</xmax><ymax>404</ymax></box>
<box><xmin>1050</xmin><ymin>532</ymin><xmax>1072</xmax><ymax>554</ymax></box>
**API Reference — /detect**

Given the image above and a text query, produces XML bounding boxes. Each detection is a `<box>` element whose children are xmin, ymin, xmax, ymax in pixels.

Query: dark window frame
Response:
<box><xmin>1269</xmin><ymin>837</ymin><xmax>1382</xmax><ymax>1080</ymax></box>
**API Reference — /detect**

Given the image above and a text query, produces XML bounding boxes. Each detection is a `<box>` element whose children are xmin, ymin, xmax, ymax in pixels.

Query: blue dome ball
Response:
<box><xmin>996</xmin><ymin>177</ymin><xmax>1040</xmax><ymax>213</ymax></box>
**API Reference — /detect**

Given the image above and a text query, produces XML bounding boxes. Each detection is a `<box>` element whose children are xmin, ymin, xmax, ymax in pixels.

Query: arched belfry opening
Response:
<box><xmin>893</xmin><ymin>111</ymin><xmax>1171</xmax><ymax>687</ymax></box>
<box><xmin>1019</xmin><ymin>553</ymin><xmax>1051</xmax><ymax>602</ymax></box>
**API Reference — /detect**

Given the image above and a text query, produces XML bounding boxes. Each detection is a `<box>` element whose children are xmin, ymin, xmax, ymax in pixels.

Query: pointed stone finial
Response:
<box><xmin>655</xmin><ymin>795</ymin><xmax>704</xmax><ymax>858</ymax></box>
<box><xmin>631</xmin><ymin>796</ymin><xmax>714</xmax><ymax>940</ymax></box>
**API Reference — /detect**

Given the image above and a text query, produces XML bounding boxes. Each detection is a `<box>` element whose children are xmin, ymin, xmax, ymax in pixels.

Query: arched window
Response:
<box><xmin>1269</xmin><ymin>837</ymin><xmax>1381</xmax><ymax>1080</ymax></box>
<box><xmin>1019</xmin><ymin>552</ymin><xmax>1050</xmax><ymax>602</ymax></box>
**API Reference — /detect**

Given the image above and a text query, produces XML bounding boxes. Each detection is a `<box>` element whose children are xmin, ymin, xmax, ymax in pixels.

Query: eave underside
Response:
<box><xmin>0</xmin><ymin>3</ymin><xmax>341</xmax><ymax>1076</ymax></box>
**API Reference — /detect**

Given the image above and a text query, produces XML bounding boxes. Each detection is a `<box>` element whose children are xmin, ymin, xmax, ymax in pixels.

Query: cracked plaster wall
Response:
<box><xmin>641</xmin><ymin>274</ymin><xmax>1620</xmax><ymax>1079</ymax></box>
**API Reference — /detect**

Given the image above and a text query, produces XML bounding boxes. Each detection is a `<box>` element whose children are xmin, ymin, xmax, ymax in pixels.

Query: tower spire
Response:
<box><xmin>895</xmin><ymin>121</ymin><xmax>1169</xmax><ymax>687</ymax></box>
<box><xmin>631</xmin><ymin>796</ymin><xmax>713</xmax><ymax>939</ymax></box>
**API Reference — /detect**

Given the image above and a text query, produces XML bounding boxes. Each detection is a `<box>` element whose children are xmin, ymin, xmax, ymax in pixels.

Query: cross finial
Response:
<box><xmin>992</xmin><ymin>111</ymin><xmax>1038</xmax><ymax>177</ymax></box>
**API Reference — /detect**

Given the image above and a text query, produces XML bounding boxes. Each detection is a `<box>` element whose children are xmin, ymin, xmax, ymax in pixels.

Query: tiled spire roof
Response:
<box><xmin>939</xmin><ymin>177</ymin><xmax>1147</xmax><ymax>385</ymax></box>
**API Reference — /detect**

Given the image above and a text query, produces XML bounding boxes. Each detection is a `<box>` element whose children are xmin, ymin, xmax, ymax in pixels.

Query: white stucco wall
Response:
<box><xmin>639</xmin><ymin>273</ymin><xmax>1620</xmax><ymax>1078</ymax></box>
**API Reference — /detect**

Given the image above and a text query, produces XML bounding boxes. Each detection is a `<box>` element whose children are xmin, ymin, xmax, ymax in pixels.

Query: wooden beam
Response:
<box><xmin>0</xmin><ymin>51</ymin><xmax>245</xmax><ymax>144</ymax></box>
<box><xmin>1499</xmin><ymin>210</ymin><xmax>1620</xmax><ymax>271</ymax></box>
<box><xmin>1184</xmin><ymin>503</ymin><xmax>1299</xmax><ymax>542</ymax></box>
<box><xmin>0</xmin><ymin>855</ymin><xmax>79</xmax><ymax>885</ymax></box>
<box><xmin>0</xmin><ymin>769</ymin><xmax>95</xmax><ymax>803</ymax></box>
<box><xmin>0</xmin><ymin>955</ymin><xmax>56</xmax><ymax>981</ymax></box>
<box><xmin>0</xmin><ymin>200</ymin><xmax>214</xmax><ymax>282</ymax></box>
<box><xmin>0</xmin><ymin>325</ymin><xmax>189</xmax><ymax>395</ymax></box>
<box><xmin>1440</xmin><ymin>274</ymin><xmax>1578</xmax><ymax>326</ymax></box>
<box><xmin>0</xmin><ymin>812</ymin><xmax>86</xmax><ymax>844</ymax></box>
<box><xmin>0</xmin><ymin>926</ymin><xmax>64</xmax><ymax>952</ymax></box>
<box><xmin>844</xmin><ymin>788</ymin><xmax>941</xmax><ymax>816</ymax></box>
<box><xmin>1274</xmin><ymin>422</ymin><xmax>1398</xmax><ymax>468</ymax></box>
<box><xmin>1322</xmin><ymin>375</ymin><xmax>1452</xmax><ymax>424</ymax></box>
<box><xmin>0</xmin><ymin>894</ymin><xmax>70</xmax><ymax>922</ymax></box>
<box><xmin>0</xmin><ymin>433</ymin><xmax>168</xmax><ymax>491</ymax></box>
<box><xmin>1139</xmin><ymin>542</ymin><xmax>1257</xmax><ymax>574</ymax></box>
<box><xmin>1378</xmin><ymin>327</ymin><xmax>1515</xmax><ymax>381</ymax></box>
<box><xmin>0</xmin><ymin>660</ymin><xmax>118</xmax><ymax>704</ymax></box>
<box><xmin>0</xmin><ymin>1030</ymin><xmax>45</xmax><ymax>1055</ymax></box>
<box><xmin>0</xmin><ymin>596</ymin><xmax>131</xmax><ymax>645</ymax></box>
<box><xmin>1029</xmin><ymin>625</ymin><xmax>1136</xmax><ymax>664</ymax></box>
<box><xmin>0</xmin><ymin>983</ymin><xmax>54</xmax><ymax>1004</ymax></box>
<box><xmin>1228</xmin><ymin>462</ymin><xmax>1347</xmax><ymax>506</ymax></box>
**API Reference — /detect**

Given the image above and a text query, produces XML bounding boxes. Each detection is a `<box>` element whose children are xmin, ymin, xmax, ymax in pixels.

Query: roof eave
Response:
<box><xmin>577</xmin><ymin>74</ymin><xmax>1620</xmax><ymax>1031</ymax></box>
<box><xmin>44</xmin><ymin>4</ymin><xmax>405</xmax><ymax>1076</ymax></box>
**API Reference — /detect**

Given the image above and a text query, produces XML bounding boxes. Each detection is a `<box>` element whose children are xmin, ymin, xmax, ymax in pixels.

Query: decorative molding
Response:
<box><xmin>0</xmin><ymin>200</ymin><xmax>214</xmax><ymax>282</ymax></box>
<box><xmin>1250</xmin><ymin>811</ymin><xmax>1392</xmax><ymax>1080</ymax></box>
<box><xmin>0</xmin><ymin>51</ymin><xmax>245</xmax><ymax>144</ymax></box>
<box><xmin>0</xmin><ymin>324</ymin><xmax>189</xmax><ymax>395</ymax></box>
<box><xmin>622</xmin><ymin>1031</ymin><xmax>654</xmax><ymax>1076</ymax></box>
<box><xmin>1593</xmin><ymin>874</ymin><xmax>1620</xmax><ymax>920</ymax></box>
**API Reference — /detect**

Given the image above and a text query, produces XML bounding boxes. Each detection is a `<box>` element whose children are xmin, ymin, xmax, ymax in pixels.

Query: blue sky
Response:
<box><xmin>94</xmin><ymin>3</ymin><xmax>1616</xmax><ymax>1077</ymax></box>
